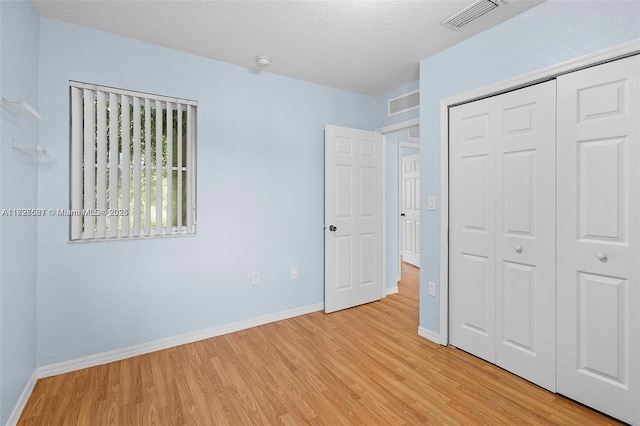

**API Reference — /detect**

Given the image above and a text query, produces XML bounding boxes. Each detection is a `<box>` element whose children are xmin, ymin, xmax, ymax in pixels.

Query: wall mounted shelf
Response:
<box><xmin>0</xmin><ymin>98</ymin><xmax>40</xmax><ymax>119</ymax></box>
<box><xmin>12</xmin><ymin>141</ymin><xmax>52</xmax><ymax>158</ymax></box>
<box><xmin>3</xmin><ymin>98</ymin><xmax>48</xmax><ymax>158</ymax></box>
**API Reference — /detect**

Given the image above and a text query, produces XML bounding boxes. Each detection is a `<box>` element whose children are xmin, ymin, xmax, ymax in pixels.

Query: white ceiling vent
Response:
<box><xmin>388</xmin><ymin>90</ymin><xmax>419</xmax><ymax>117</ymax></box>
<box><xmin>441</xmin><ymin>0</ymin><xmax>501</xmax><ymax>30</ymax></box>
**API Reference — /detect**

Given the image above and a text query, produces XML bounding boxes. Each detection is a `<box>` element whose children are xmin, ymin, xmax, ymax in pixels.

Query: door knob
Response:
<box><xmin>596</xmin><ymin>252</ymin><xmax>608</xmax><ymax>262</ymax></box>
<box><xmin>401</xmin><ymin>213</ymin><xmax>406</xmax><ymax>217</ymax></box>
<box><xmin>514</xmin><ymin>245</ymin><xmax>523</xmax><ymax>254</ymax></box>
<box><xmin>329</xmin><ymin>225</ymin><xmax>337</xmax><ymax>232</ymax></box>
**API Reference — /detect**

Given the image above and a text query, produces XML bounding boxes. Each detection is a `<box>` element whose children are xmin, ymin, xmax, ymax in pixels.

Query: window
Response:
<box><xmin>69</xmin><ymin>81</ymin><xmax>197</xmax><ymax>241</ymax></box>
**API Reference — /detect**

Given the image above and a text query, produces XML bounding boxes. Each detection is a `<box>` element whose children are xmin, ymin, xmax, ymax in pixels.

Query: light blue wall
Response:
<box><xmin>0</xmin><ymin>0</ymin><xmax>39</xmax><ymax>423</ymax></box>
<box><xmin>419</xmin><ymin>0</ymin><xmax>640</xmax><ymax>333</ymax></box>
<box><xmin>36</xmin><ymin>18</ymin><xmax>376</xmax><ymax>366</ymax></box>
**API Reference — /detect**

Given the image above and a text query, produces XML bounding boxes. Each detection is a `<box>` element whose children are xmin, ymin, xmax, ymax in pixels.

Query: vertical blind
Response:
<box><xmin>69</xmin><ymin>81</ymin><xmax>197</xmax><ymax>241</ymax></box>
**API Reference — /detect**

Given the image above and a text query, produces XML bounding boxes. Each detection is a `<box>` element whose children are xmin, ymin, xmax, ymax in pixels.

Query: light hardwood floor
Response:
<box><xmin>18</xmin><ymin>263</ymin><xmax>620</xmax><ymax>425</ymax></box>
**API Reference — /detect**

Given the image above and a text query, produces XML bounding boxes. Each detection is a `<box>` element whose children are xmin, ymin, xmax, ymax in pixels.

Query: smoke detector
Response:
<box><xmin>255</xmin><ymin>56</ymin><xmax>271</xmax><ymax>67</ymax></box>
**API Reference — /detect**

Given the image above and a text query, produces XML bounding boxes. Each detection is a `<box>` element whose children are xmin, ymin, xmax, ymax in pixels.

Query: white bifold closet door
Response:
<box><xmin>449</xmin><ymin>80</ymin><xmax>557</xmax><ymax>391</ymax></box>
<box><xmin>556</xmin><ymin>54</ymin><xmax>640</xmax><ymax>425</ymax></box>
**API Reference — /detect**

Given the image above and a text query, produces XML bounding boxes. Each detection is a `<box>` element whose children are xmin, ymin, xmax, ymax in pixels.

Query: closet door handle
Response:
<box><xmin>596</xmin><ymin>252</ymin><xmax>608</xmax><ymax>262</ymax></box>
<box><xmin>514</xmin><ymin>245</ymin><xmax>523</xmax><ymax>254</ymax></box>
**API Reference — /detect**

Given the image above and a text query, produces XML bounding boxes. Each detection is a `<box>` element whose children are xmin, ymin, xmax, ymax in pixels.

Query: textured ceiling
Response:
<box><xmin>33</xmin><ymin>0</ymin><xmax>544</xmax><ymax>96</ymax></box>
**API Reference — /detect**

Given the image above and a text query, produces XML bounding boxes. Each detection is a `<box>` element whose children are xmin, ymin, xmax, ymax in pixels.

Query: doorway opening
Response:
<box><xmin>376</xmin><ymin>118</ymin><xmax>420</xmax><ymax>299</ymax></box>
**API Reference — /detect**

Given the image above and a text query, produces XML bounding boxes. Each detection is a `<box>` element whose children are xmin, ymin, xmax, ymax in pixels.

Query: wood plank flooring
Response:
<box><xmin>18</xmin><ymin>263</ymin><xmax>620</xmax><ymax>425</ymax></box>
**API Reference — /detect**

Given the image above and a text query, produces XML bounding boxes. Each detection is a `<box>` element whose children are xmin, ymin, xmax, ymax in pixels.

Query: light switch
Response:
<box><xmin>427</xmin><ymin>196</ymin><xmax>436</xmax><ymax>211</ymax></box>
<box><xmin>428</xmin><ymin>282</ymin><xmax>437</xmax><ymax>297</ymax></box>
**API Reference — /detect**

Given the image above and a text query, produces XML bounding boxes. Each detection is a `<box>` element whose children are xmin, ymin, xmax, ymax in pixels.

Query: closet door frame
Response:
<box><xmin>436</xmin><ymin>39</ymin><xmax>640</xmax><ymax>346</ymax></box>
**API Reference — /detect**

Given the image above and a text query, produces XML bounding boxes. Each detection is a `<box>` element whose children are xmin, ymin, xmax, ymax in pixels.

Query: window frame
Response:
<box><xmin>69</xmin><ymin>81</ymin><xmax>197</xmax><ymax>242</ymax></box>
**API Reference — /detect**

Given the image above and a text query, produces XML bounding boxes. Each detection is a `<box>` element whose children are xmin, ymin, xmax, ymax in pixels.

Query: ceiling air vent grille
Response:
<box><xmin>388</xmin><ymin>90</ymin><xmax>419</xmax><ymax>117</ymax></box>
<box><xmin>441</xmin><ymin>0</ymin><xmax>500</xmax><ymax>30</ymax></box>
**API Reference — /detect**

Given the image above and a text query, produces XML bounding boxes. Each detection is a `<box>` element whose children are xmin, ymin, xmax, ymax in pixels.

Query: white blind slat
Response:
<box><xmin>155</xmin><ymin>100</ymin><xmax>163</xmax><ymax>234</ymax></box>
<box><xmin>121</xmin><ymin>96</ymin><xmax>131</xmax><ymax>237</ymax></box>
<box><xmin>108</xmin><ymin>93</ymin><xmax>119</xmax><ymax>238</ymax></box>
<box><xmin>95</xmin><ymin>91</ymin><xmax>108</xmax><ymax>238</ymax></box>
<box><xmin>133</xmin><ymin>97</ymin><xmax>142</xmax><ymax>235</ymax></box>
<box><xmin>83</xmin><ymin>89</ymin><xmax>96</xmax><ymax>239</ymax></box>
<box><xmin>70</xmin><ymin>87</ymin><xmax>83</xmax><ymax>240</ymax></box>
<box><xmin>145</xmin><ymin>98</ymin><xmax>152</xmax><ymax>236</ymax></box>
<box><xmin>166</xmin><ymin>103</ymin><xmax>173</xmax><ymax>234</ymax></box>
<box><xmin>177</xmin><ymin>106</ymin><xmax>183</xmax><ymax>232</ymax></box>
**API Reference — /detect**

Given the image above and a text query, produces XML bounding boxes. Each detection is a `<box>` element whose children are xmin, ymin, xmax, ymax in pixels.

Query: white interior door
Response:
<box><xmin>450</xmin><ymin>81</ymin><xmax>557</xmax><ymax>390</ymax></box>
<box><xmin>556</xmin><ymin>54</ymin><xmax>640</xmax><ymax>425</ymax></box>
<box><xmin>401</xmin><ymin>153</ymin><xmax>420</xmax><ymax>267</ymax></box>
<box><xmin>325</xmin><ymin>125</ymin><xmax>383</xmax><ymax>313</ymax></box>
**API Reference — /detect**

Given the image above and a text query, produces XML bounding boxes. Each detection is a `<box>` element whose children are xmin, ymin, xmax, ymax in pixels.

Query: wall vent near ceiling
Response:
<box><xmin>441</xmin><ymin>0</ymin><xmax>500</xmax><ymax>30</ymax></box>
<box><xmin>408</xmin><ymin>125</ymin><xmax>420</xmax><ymax>140</ymax></box>
<box><xmin>388</xmin><ymin>90</ymin><xmax>419</xmax><ymax>117</ymax></box>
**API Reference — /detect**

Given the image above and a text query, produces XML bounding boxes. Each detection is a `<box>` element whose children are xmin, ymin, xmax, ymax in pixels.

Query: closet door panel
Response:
<box><xmin>450</xmin><ymin>99</ymin><xmax>497</xmax><ymax>363</ymax></box>
<box><xmin>557</xmin><ymin>54</ymin><xmax>640</xmax><ymax>425</ymax></box>
<box><xmin>495</xmin><ymin>81</ymin><xmax>557</xmax><ymax>392</ymax></box>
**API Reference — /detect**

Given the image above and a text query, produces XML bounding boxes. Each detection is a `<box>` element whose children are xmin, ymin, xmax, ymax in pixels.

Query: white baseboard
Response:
<box><xmin>37</xmin><ymin>302</ymin><xmax>324</xmax><ymax>379</ymax></box>
<box><xmin>418</xmin><ymin>326</ymin><xmax>446</xmax><ymax>346</ymax></box>
<box><xmin>6</xmin><ymin>370</ymin><xmax>38</xmax><ymax>426</ymax></box>
<box><xmin>386</xmin><ymin>285</ymin><xmax>399</xmax><ymax>295</ymax></box>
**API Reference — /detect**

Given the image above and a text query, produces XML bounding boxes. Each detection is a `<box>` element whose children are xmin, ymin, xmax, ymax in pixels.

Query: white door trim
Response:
<box><xmin>438</xmin><ymin>38</ymin><xmax>640</xmax><ymax>346</ymax></box>
<box><xmin>376</xmin><ymin>117</ymin><xmax>419</xmax><ymax>135</ymax></box>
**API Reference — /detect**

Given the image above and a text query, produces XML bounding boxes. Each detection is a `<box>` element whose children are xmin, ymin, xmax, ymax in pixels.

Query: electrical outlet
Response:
<box><xmin>252</xmin><ymin>272</ymin><xmax>260</xmax><ymax>285</ymax></box>
<box><xmin>428</xmin><ymin>282</ymin><xmax>437</xmax><ymax>297</ymax></box>
<box><xmin>291</xmin><ymin>268</ymin><xmax>299</xmax><ymax>280</ymax></box>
